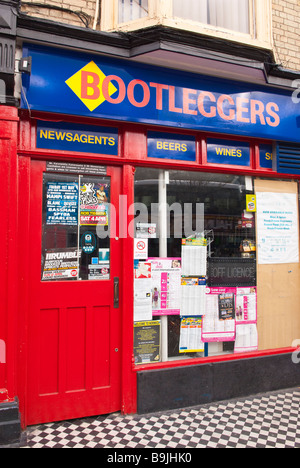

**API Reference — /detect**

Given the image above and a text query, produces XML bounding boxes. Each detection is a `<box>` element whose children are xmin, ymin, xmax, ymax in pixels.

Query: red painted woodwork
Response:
<box><xmin>25</xmin><ymin>160</ymin><xmax>123</xmax><ymax>425</ymax></box>
<box><xmin>0</xmin><ymin>107</ymin><xmax>19</xmax><ymax>403</ymax></box>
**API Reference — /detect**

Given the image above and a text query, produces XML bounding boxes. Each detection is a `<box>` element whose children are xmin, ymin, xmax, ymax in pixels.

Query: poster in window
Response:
<box><xmin>218</xmin><ymin>292</ymin><xmax>235</xmax><ymax>321</ymax></box>
<box><xmin>234</xmin><ymin>324</ymin><xmax>258</xmax><ymax>353</ymax></box>
<box><xmin>80</xmin><ymin>182</ymin><xmax>109</xmax><ymax>226</ymax></box>
<box><xmin>181</xmin><ymin>277</ymin><xmax>206</xmax><ymax>316</ymax></box>
<box><xmin>134</xmin><ymin>321</ymin><xmax>161</xmax><ymax>364</ymax></box>
<box><xmin>256</xmin><ymin>192</ymin><xmax>299</xmax><ymax>264</ymax></box>
<box><xmin>235</xmin><ymin>287</ymin><xmax>257</xmax><ymax>323</ymax></box>
<box><xmin>46</xmin><ymin>181</ymin><xmax>79</xmax><ymax>225</ymax></box>
<box><xmin>150</xmin><ymin>258</ymin><xmax>181</xmax><ymax>316</ymax></box>
<box><xmin>134</xmin><ymin>262</ymin><xmax>152</xmax><ymax>322</ymax></box>
<box><xmin>42</xmin><ymin>248</ymin><xmax>81</xmax><ymax>281</ymax></box>
<box><xmin>179</xmin><ymin>317</ymin><xmax>204</xmax><ymax>354</ymax></box>
<box><xmin>202</xmin><ymin>287</ymin><xmax>236</xmax><ymax>342</ymax></box>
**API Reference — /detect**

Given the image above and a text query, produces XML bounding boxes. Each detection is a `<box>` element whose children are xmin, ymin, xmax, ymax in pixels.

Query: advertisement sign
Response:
<box><xmin>150</xmin><ymin>258</ymin><xmax>181</xmax><ymax>316</ymax></box>
<box><xmin>22</xmin><ymin>44</ymin><xmax>300</xmax><ymax>144</ymax></box>
<box><xmin>37</xmin><ymin>121</ymin><xmax>118</xmax><ymax>155</ymax></box>
<box><xmin>179</xmin><ymin>318</ymin><xmax>204</xmax><ymax>354</ymax></box>
<box><xmin>202</xmin><ymin>287</ymin><xmax>236</xmax><ymax>342</ymax></box>
<box><xmin>147</xmin><ymin>131</ymin><xmax>196</xmax><ymax>161</ymax></box>
<box><xmin>207</xmin><ymin>258</ymin><xmax>256</xmax><ymax>287</ymax></box>
<box><xmin>134</xmin><ymin>321</ymin><xmax>161</xmax><ymax>364</ymax></box>
<box><xmin>80</xmin><ymin>182</ymin><xmax>109</xmax><ymax>226</ymax></box>
<box><xmin>42</xmin><ymin>248</ymin><xmax>81</xmax><ymax>281</ymax></box>
<box><xmin>46</xmin><ymin>181</ymin><xmax>79</xmax><ymax>225</ymax></box>
<box><xmin>207</xmin><ymin>139</ymin><xmax>250</xmax><ymax>167</ymax></box>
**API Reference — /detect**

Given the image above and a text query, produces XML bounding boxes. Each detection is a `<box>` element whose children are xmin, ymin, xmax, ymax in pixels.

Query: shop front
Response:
<box><xmin>13</xmin><ymin>42</ymin><xmax>300</xmax><ymax>426</ymax></box>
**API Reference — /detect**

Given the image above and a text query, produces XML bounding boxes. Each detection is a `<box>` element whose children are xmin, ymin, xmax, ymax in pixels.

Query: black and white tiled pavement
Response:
<box><xmin>22</xmin><ymin>388</ymin><xmax>300</xmax><ymax>449</ymax></box>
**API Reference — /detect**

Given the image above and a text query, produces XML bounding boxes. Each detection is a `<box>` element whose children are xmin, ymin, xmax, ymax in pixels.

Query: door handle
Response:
<box><xmin>114</xmin><ymin>277</ymin><xmax>119</xmax><ymax>308</ymax></box>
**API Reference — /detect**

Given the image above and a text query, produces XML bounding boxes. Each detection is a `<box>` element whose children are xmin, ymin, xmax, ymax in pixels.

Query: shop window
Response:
<box><xmin>173</xmin><ymin>0</ymin><xmax>251</xmax><ymax>34</ymax></box>
<box><xmin>41</xmin><ymin>173</ymin><xmax>111</xmax><ymax>281</ymax></box>
<box><xmin>133</xmin><ymin>169</ymin><xmax>257</xmax><ymax>364</ymax></box>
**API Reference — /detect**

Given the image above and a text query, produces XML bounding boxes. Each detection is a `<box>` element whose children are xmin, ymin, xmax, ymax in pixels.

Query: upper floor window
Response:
<box><xmin>101</xmin><ymin>0</ymin><xmax>271</xmax><ymax>50</ymax></box>
<box><xmin>173</xmin><ymin>0</ymin><xmax>251</xmax><ymax>34</ymax></box>
<box><xmin>118</xmin><ymin>0</ymin><xmax>149</xmax><ymax>24</ymax></box>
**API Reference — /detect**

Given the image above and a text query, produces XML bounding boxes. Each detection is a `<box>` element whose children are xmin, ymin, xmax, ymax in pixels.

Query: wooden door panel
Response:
<box><xmin>26</xmin><ymin>161</ymin><xmax>122</xmax><ymax>425</ymax></box>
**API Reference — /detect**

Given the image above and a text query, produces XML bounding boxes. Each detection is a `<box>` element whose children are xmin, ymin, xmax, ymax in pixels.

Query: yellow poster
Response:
<box><xmin>246</xmin><ymin>194</ymin><xmax>256</xmax><ymax>212</ymax></box>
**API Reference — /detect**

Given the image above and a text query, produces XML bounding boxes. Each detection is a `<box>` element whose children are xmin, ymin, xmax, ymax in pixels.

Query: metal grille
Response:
<box><xmin>277</xmin><ymin>143</ymin><xmax>300</xmax><ymax>175</ymax></box>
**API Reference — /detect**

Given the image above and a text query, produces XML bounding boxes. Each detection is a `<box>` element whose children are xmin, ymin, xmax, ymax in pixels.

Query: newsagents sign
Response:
<box><xmin>21</xmin><ymin>44</ymin><xmax>300</xmax><ymax>143</ymax></box>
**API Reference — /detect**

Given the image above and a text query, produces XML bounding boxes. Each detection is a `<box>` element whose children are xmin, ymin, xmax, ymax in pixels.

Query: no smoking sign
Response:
<box><xmin>134</xmin><ymin>238</ymin><xmax>148</xmax><ymax>260</ymax></box>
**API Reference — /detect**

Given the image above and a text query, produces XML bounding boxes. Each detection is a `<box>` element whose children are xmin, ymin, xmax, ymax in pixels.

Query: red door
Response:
<box><xmin>26</xmin><ymin>160</ymin><xmax>122</xmax><ymax>425</ymax></box>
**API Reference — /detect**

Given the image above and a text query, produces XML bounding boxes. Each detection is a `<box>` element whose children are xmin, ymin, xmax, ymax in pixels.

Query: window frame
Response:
<box><xmin>100</xmin><ymin>0</ymin><xmax>272</xmax><ymax>51</ymax></box>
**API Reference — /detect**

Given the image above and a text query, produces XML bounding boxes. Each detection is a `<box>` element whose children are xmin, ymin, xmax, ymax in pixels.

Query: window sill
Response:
<box><xmin>133</xmin><ymin>347</ymin><xmax>296</xmax><ymax>372</ymax></box>
<box><xmin>107</xmin><ymin>18</ymin><xmax>272</xmax><ymax>52</ymax></box>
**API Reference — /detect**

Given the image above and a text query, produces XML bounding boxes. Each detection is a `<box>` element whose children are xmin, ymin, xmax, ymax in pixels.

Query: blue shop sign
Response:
<box><xmin>22</xmin><ymin>44</ymin><xmax>300</xmax><ymax>144</ymax></box>
<box><xmin>259</xmin><ymin>144</ymin><xmax>273</xmax><ymax>169</ymax></box>
<box><xmin>37</xmin><ymin>121</ymin><xmax>118</xmax><ymax>155</ymax></box>
<box><xmin>207</xmin><ymin>139</ymin><xmax>250</xmax><ymax>167</ymax></box>
<box><xmin>148</xmin><ymin>132</ymin><xmax>196</xmax><ymax>161</ymax></box>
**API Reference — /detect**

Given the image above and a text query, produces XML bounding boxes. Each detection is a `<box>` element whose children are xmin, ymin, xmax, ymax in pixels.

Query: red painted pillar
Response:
<box><xmin>0</xmin><ymin>106</ymin><xmax>19</xmax><ymax>403</ymax></box>
<box><xmin>120</xmin><ymin>164</ymin><xmax>137</xmax><ymax>415</ymax></box>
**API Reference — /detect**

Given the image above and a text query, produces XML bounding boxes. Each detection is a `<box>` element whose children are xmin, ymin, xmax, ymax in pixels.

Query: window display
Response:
<box><xmin>134</xmin><ymin>168</ymin><xmax>257</xmax><ymax>363</ymax></box>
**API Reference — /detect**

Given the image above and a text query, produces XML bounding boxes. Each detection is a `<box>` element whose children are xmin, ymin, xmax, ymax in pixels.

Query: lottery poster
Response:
<box><xmin>150</xmin><ymin>258</ymin><xmax>181</xmax><ymax>316</ymax></box>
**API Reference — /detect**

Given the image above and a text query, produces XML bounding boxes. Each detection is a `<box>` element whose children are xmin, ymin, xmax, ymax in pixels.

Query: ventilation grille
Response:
<box><xmin>277</xmin><ymin>143</ymin><xmax>300</xmax><ymax>175</ymax></box>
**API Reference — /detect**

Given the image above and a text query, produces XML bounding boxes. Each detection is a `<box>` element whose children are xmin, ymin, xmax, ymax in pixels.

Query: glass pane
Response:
<box><xmin>173</xmin><ymin>0</ymin><xmax>250</xmax><ymax>34</ymax></box>
<box><xmin>79</xmin><ymin>176</ymin><xmax>111</xmax><ymax>281</ymax></box>
<box><xmin>134</xmin><ymin>168</ymin><xmax>257</xmax><ymax>363</ymax></box>
<box><xmin>41</xmin><ymin>173</ymin><xmax>111</xmax><ymax>281</ymax></box>
<box><xmin>167</xmin><ymin>171</ymin><xmax>254</xmax><ymax>258</ymax></box>
<box><xmin>119</xmin><ymin>0</ymin><xmax>148</xmax><ymax>23</ymax></box>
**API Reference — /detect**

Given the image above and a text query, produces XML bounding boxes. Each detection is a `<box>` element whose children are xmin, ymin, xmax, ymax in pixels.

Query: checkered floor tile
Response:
<box><xmin>22</xmin><ymin>388</ymin><xmax>300</xmax><ymax>448</ymax></box>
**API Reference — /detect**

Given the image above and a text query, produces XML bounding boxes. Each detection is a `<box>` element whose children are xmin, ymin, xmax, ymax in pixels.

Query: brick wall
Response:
<box><xmin>272</xmin><ymin>0</ymin><xmax>300</xmax><ymax>72</ymax></box>
<box><xmin>21</xmin><ymin>0</ymin><xmax>98</xmax><ymax>29</ymax></box>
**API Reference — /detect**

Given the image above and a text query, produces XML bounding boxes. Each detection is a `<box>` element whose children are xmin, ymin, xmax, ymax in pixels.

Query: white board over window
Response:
<box><xmin>256</xmin><ymin>192</ymin><xmax>299</xmax><ymax>265</ymax></box>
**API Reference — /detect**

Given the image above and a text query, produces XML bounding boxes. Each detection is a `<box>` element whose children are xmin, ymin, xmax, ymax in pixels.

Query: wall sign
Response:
<box><xmin>259</xmin><ymin>144</ymin><xmax>273</xmax><ymax>169</ymax></box>
<box><xmin>207</xmin><ymin>139</ymin><xmax>250</xmax><ymax>166</ymax></box>
<box><xmin>207</xmin><ymin>258</ymin><xmax>257</xmax><ymax>287</ymax></box>
<box><xmin>147</xmin><ymin>132</ymin><xmax>196</xmax><ymax>161</ymax></box>
<box><xmin>22</xmin><ymin>44</ymin><xmax>300</xmax><ymax>144</ymax></box>
<box><xmin>37</xmin><ymin>121</ymin><xmax>118</xmax><ymax>155</ymax></box>
<box><xmin>46</xmin><ymin>161</ymin><xmax>107</xmax><ymax>175</ymax></box>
